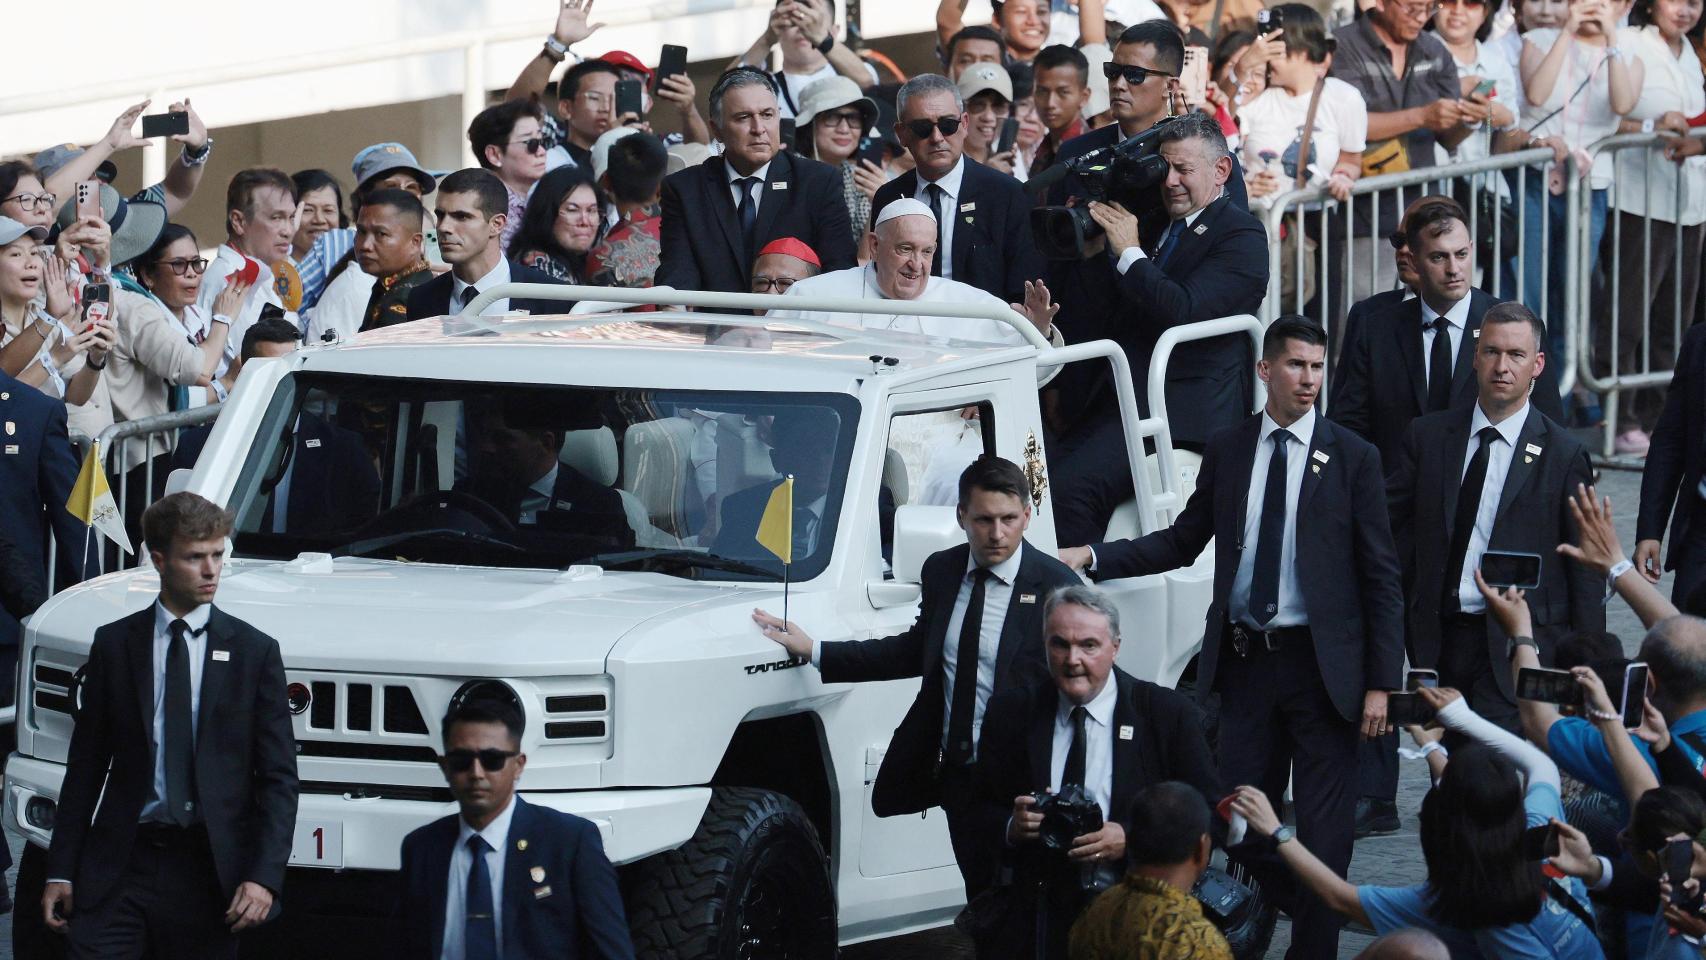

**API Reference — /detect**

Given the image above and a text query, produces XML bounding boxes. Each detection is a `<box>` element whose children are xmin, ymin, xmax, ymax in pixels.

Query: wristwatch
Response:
<box><xmin>815</xmin><ymin>32</ymin><xmax>835</xmax><ymax>54</ymax></box>
<box><xmin>1272</xmin><ymin>826</ymin><xmax>1296</xmax><ymax>845</ymax></box>
<box><xmin>181</xmin><ymin>137</ymin><xmax>213</xmax><ymax>167</ymax></box>
<box><xmin>1609</xmin><ymin>558</ymin><xmax>1634</xmax><ymax>583</ymax></box>
<box><xmin>1507</xmin><ymin>635</ymin><xmax>1539</xmax><ymax>661</ymax></box>
<box><xmin>543</xmin><ymin>35</ymin><xmax>570</xmax><ymax>63</ymax></box>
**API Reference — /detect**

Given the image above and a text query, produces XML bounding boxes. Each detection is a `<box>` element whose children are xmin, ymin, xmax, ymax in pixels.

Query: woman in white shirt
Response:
<box><xmin>1433</xmin><ymin>0</ymin><xmax>1524</xmax><ymax>165</ymax></box>
<box><xmin>1592</xmin><ymin>0</ymin><xmax>1705</xmax><ymax>452</ymax></box>
<box><xmin>1516</xmin><ymin>0</ymin><xmax>1642</xmax><ymax>349</ymax></box>
<box><xmin>1236</xmin><ymin>4</ymin><xmax>1367</xmax><ymax>204</ymax></box>
<box><xmin>0</xmin><ymin>222</ymin><xmax>111</xmax><ymax>408</ymax></box>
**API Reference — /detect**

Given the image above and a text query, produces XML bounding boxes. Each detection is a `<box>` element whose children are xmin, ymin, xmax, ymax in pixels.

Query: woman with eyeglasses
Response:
<box><xmin>0</xmin><ymin>219</ymin><xmax>113</xmax><ymax>409</ymax></box>
<box><xmin>794</xmin><ymin>76</ymin><xmax>887</xmax><ymax>254</ymax></box>
<box><xmin>1431</xmin><ymin>0</ymin><xmax>1523</xmax><ymax>160</ymax></box>
<box><xmin>510</xmin><ymin>165</ymin><xmax>609</xmax><ymax>286</ymax></box>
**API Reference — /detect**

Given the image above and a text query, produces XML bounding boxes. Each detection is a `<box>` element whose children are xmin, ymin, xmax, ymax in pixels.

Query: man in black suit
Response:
<box><xmin>44</xmin><ymin>492</ymin><xmax>298</xmax><ymax>958</ymax></box>
<box><xmin>406</xmin><ymin>168</ymin><xmax>568</xmax><ymax>321</ymax></box>
<box><xmin>1060</xmin><ymin>316</ymin><xmax>1404</xmax><ymax>960</ymax></box>
<box><xmin>1386</xmin><ymin>302</ymin><xmax>1601</xmax><ymax>731</ymax></box>
<box><xmin>0</xmin><ymin>367</ymin><xmax>96</xmax><ymax>611</ymax></box>
<box><xmin>1331</xmin><ymin>200</ymin><xmax>1565</xmax><ymax>471</ymax></box>
<box><xmin>464</xmin><ymin>399</ymin><xmax>634</xmax><ymax>548</ymax></box>
<box><xmin>752</xmin><ymin>456</ymin><xmax>1079</xmax><ymax>898</ymax></box>
<box><xmin>870</xmin><ymin>73</ymin><xmax>1043</xmax><ymax>305</ymax></box>
<box><xmin>1330</xmin><ymin>197</ymin><xmax>1564</xmax><ymax>837</ymax></box>
<box><xmin>1637</xmin><ymin>321</ymin><xmax>1706</xmax><ymax>607</ymax></box>
<box><xmin>398</xmin><ymin>698</ymin><xmax>634</xmax><ymax>960</ymax></box>
<box><xmin>1048</xmin><ymin>111</ymin><xmax>1270</xmax><ymax>547</ymax></box>
<box><xmin>657</xmin><ymin>67</ymin><xmax>855</xmax><ymax>296</ymax></box>
<box><xmin>971</xmin><ymin>585</ymin><xmax>1219</xmax><ymax>959</ymax></box>
<box><xmin>172</xmin><ymin>317</ymin><xmax>381</xmax><ymax>537</ymax></box>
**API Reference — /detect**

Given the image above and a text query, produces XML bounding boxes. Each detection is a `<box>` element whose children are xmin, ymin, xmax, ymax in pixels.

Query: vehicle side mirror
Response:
<box><xmin>163</xmin><ymin>468</ymin><xmax>193</xmax><ymax>497</ymax></box>
<box><xmin>892</xmin><ymin>506</ymin><xmax>962</xmax><ymax>584</ymax></box>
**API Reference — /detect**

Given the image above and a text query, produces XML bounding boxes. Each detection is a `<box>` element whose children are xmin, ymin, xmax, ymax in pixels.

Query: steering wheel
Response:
<box><xmin>354</xmin><ymin>489</ymin><xmax>518</xmax><ymax>541</ymax></box>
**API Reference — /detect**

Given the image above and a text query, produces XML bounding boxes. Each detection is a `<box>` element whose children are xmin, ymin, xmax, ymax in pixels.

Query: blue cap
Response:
<box><xmin>351</xmin><ymin>142</ymin><xmax>436</xmax><ymax>194</ymax></box>
<box><xmin>33</xmin><ymin>143</ymin><xmax>117</xmax><ymax>184</ymax></box>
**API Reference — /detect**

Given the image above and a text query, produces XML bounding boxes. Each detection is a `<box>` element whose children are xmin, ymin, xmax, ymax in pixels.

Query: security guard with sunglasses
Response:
<box><xmin>398</xmin><ymin>698</ymin><xmax>634</xmax><ymax>960</ymax></box>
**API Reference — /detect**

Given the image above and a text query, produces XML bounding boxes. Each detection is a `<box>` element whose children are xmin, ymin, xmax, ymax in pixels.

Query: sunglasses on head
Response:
<box><xmin>440</xmin><ymin>748</ymin><xmax>519</xmax><ymax>773</ymax></box>
<box><xmin>902</xmin><ymin>116</ymin><xmax>962</xmax><ymax>139</ymax></box>
<box><xmin>1103</xmin><ymin>62</ymin><xmax>1177</xmax><ymax>85</ymax></box>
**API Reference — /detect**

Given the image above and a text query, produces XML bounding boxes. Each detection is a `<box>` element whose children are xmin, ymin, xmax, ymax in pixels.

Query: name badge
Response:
<box><xmin>1312</xmin><ymin>450</ymin><xmax>1330</xmax><ymax>464</ymax></box>
<box><xmin>212</xmin><ymin>650</ymin><xmax>230</xmax><ymax>662</ymax></box>
<box><xmin>960</xmin><ymin>202</ymin><xmax>976</xmax><ymax>212</ymax></box>
<box><xmin>534</xmin><ymin>885</ymin><xmax>553</xmax><ymax>899</ymax></box>
<box><xmin>771</xmin><ymin>181</ymin><xmax>788</xmax><ymax>191</ymax></box>
<box><xmin>1525</xmin><ymin>443</ymin><xmax>1543</xmax><ymax>456</ymax></box>
<box><xmin>1118</xmin><ymin>725</ymin><xmax>1133</xmax><ymax>740</ymax></box>
<box><xmin>3</xmin><ymin>445</ymin><xmax>16</xmax><ymax>455</ymax></box>
<box><xmin>305</xmin><ymin>438</ymin><xmax>322</xmax><ymax>449</ymax></box>
<box><xmin>1193</xmin><ymin>223</ymin><xmax>1207</xmax><ymax>235</ymax></box>
<box><xmin>1019</xmin><ymin>593</ymin><xmax>1037</xmax><ymax>604</ymax></box>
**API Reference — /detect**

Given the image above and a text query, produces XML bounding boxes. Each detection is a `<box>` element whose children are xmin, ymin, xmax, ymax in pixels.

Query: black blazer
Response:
<box><xmin>819</xmin><ymin>540</ymin><xmax>1079</xmax><ymax>815</ymax></box>
<box><xmin>174</xmin><ymin>413</ymin><xmax>381</xmax><ymax>536</ymax></box>
<box><xmin>48</xmin><ymin>604</ymin><xmax>299</xmax><ymax>910</ymax></box>
<box><xmin>1329</xmin><ymin>288</ymin><xmax>1566</xmax><ymax>470</ymax></box>
<box><xmin>1386</xmin><ymin>406</ymin><xmax>1602</xmax><ymax>689</ymax></box>
<box><xmin>657</xmin><ymin>151</ymin><xmax>856</xmax><ymax>295</ymax></box>
<box><xmin>0</xmin><ymin>370</ymin><xmax>96</xmax><ymax>596</ymax></box>
<box><xmin>1089</xmin><ymin>414</ymin><xmax>1405</xmax><ymax>721</ymax></box>
<box><xmin>871</xmin><ymin>157</ymin><xmax>1044</xmax><ymax>305</ymax></box>
<box><xmin>1639</xmin><ymin>322</ymin><xmax>1706</xmax><ymax>571</ymax></box>
<box><xmin>397</xmin><ymin>796</ymin><xmax>635</xmax><ymax>960</ymax></box>
<box><xmin>404</xmin><ymin>261</ymin><xmax>570</xmax><ymax>322</ymax></box>
<box><xmin>463</xmin><ymin>464</ymin><xmax>635</xmax><ymax>550</ymax></box>
<box><xmin>972</xmin><ymin>667</ymin><xmax>1220</xmax><ymax>845</ymax></box>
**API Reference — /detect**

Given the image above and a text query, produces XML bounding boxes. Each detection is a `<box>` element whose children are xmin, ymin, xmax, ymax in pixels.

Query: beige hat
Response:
<box><xmin>795</xmin><ymin>75</ymin><xmax>880</xmax><ymax>133</ymax></box>
<box><xmin>956</xmin><ymin>62</ymin><xmax>1014</xmax><ymax>103</ymax></box>
<box><xmin>591</xmin><ymin>126</ymin><xmax>641</xmax><ymax>181</ymax></box>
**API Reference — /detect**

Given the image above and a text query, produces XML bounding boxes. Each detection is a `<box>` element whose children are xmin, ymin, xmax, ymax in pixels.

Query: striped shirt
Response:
<box><xmin>296</xmin><ymin>227</ymin><xmax>356</xmax><ymax>315</ymax></box>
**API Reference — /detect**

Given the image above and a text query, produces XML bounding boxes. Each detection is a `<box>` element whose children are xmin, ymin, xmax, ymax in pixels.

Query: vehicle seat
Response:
<box><xmin>1101</xmin><ymin>450</ymin><xmax>1203</xmax><ymax>542</ymax></box>
<box><xmin>623</xmin><ymin>418</ymin><xmax>698</xmax><ymax>538</ymax></box>
<box><xmin>562</xmin><ymin>427</ymin><xmax>678</xmax><ymax>548</ymax></box>
<box><xmin>883</xmin><ymin>447</ymin><xmax>910</xmax><ymax>507</ymax></box>
<box><xmin>714</xmin><ymin>416</ymin><xmax>774</xmax><ymax>508</ymax></box>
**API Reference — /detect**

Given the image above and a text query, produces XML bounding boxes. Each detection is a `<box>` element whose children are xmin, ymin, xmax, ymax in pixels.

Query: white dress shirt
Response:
<box><xmin>1456</xmin><ymin>402</ymin><xmax>1530</xmax><ymax>612</ymax></box>
<box><xmin>1229</xmin><ymin>408</ymin><xmax>1316</xmax><ymax>629</ymax></box>
<box><xmin>772</xmin><ymin>266</ymin><xmax>1057</xmax><ymax>346</ymax></box>
<box><xmin>1049</xmin><ymin>675</ymin><xmax>1117</xmax><ymax>819</ymax></box>
<box><xmin>451</xmin><ymin>257</ymin><xmax>513</xmax><ymax>316</ymax></box>
<box><xmin>441</xmin><ymin>796</ymin><xmax>517</xmax><ymax>960</ymax></box>
<box><xmin>519</xmin><ymin>463</ymin><xmax>559</xmax><ymax>526</ymax></box>
<box><xmin>197</xmin><ymin>243</ymin><xmax>295</xmax><ymax>374</ymax></box>
<box><xmin>914</xmin><ymin>157</ymin><xmax>967</xmax><ymax>279</ymax></box>
<box><xmin>727</xmin><ymin>161</ymin><xmax>773</xmax><ymax>217</ymax></box>
<box><xmin>940</xmin><ymin>544</ymin><xmax>1025</xmax><ymax>759</ymax></box>
<box><xmin>144</xmin><ymin>600</ymin><xmax>209</xmax><ymax>822</ymax></box>
<box><xmin>1420</xmin><ymin>294</ymin><xmax>1471</xmax><ymax>385</ymax></box>
<box><xmin>1114</xmin><ymin>197</ymin><xmax>1218</xmax><ymax>273</ymax></box>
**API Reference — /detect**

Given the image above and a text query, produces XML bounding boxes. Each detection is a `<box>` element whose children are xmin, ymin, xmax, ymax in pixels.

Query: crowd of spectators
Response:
<box><xmin>7</xmin><ymin>0</ymin><xmax>1706</xmax><ymax>955</ymax></box>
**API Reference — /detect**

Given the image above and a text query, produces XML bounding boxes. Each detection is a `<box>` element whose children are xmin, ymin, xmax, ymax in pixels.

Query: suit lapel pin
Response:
<box><xmin>960</xmin><ymin>202</ymin><xmax>976</xmax><ymax>212</ymax></box>
<box><xmin>516</xmin><ymin>839</ymin><xmax>528</xmax><ymax>851</ymax></box>
<box><xmin>1019</xmin><ymin>593</ymin><xmax>1037</xmax><ymax>604</ymax></box>
<box><xmin>771</xmin><ymin>181</ymin><xmax>787</xmax><ymax>191</ymax></box>
<box><xmin>212</xmin><ymin>650</ymin><xmax>230</xmax><ymax>662</ymax></box>
<box><xmin>1311</xmin><ymin>464</ymin><xmax>1320</xmax><ymax>474</ymax></box>
<box><xmin>4</xmin><ymin>421</ymin><xmax>13</xmax><ymax>436</ymax></box>
<box><xmin>530</xmin><ymin>866</ymin><xmax>546</xmax><ymax>883</ymax></box>
<box><xmin>1</xmin><ymin>392</ymin><xmax>9</xmax><ymax>400</ymax></box>
<box><xmin>1473</xmin><ymin>328</ymin><xmax>1481</xmax><ymax>338</ymax></box>
<box><xmin>1118</xmin><ymin>725</ymin><xmax>1133</xmax><ymax>740</ymax></box>
<box><xmin>1193</xmin><ymin>223</ymin><xmax>1207</xmax><ymax>235</ymax></box>
<box><xmin>1524</xmin><ymin>456</ymin><xmax>1533</xmax><ymax>463</ymax></box>
<box><xmin>534</xmin><ymin>885</ymin><xmax>552</xmax><ymax>899</ymax></box>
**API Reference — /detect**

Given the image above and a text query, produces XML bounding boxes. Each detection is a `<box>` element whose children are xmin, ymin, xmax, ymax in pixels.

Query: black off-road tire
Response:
<box><xmin>624</xmin><ymin>787</ymin><xmax>837</xmax><ymax>960</ymax></box>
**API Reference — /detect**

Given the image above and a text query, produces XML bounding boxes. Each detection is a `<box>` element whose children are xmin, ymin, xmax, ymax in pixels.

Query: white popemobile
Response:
<box><xmin>7</xmin><ymin>284</ymin><xmax>1254</xmax><ymax>958</ymax></box>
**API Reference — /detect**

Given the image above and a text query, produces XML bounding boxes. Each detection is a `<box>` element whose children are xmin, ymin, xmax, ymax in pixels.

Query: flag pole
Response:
<box><xmin>783</xmin><ymin>473</ymin><xmax>793</xmax><ymax>631</ymax></box>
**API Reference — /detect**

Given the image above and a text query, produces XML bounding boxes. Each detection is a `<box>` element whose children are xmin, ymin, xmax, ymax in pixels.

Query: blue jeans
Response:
<box><xmin>1507</xmin><ymin>173</ymin><xmax>1608</xmax><ymax>358</ymax></box>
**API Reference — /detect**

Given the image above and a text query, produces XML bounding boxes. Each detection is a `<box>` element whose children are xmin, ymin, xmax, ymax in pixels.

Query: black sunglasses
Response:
<box><xmin>902</xmin><ymin>117</ymin><xmax>962</xmax><ymax>139</ymax></box>
<box><xmin>1102</xmin><ymin>62</ymin><xmax>1177</xmax><ymax>85</ymax></box>
<box><xmin>510</xmin><ymin>137</ymin><xmax>550</xmax><ymax>155</ymax></box>
<box><xmin>440</xmin><ymin>748</ymin><xmax>520</xmax><ymax>773</ymax></box>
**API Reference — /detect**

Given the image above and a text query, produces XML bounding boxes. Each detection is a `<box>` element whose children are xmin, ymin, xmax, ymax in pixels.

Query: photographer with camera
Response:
<box><xmin>967</xmin><ymin>585</ymin><xmax>1220</xmax><ymax>959</ymax></box>
<box><xmin>1046</xmin><ymin>110</ymin><xmax>1269</xmax><ymax>548</ymax></box>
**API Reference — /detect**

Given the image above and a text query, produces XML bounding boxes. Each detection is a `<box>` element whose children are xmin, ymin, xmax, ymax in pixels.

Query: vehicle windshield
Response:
<box><xmin>226</xmin><ymin>373</ymin><xmax>859</xmax><ymax>580</ymax></box>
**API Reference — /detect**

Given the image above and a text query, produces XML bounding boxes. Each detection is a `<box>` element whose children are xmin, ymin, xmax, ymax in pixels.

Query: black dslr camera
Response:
<box><xmin>1030</xmin><ymin>784</ymin><xmax>1105</xmax><ymax>851</ymax></box>
<box><xmin>1030</xmin><ymin>116</ymin><xmax>1179</xmax><ymax>260</ymax></box>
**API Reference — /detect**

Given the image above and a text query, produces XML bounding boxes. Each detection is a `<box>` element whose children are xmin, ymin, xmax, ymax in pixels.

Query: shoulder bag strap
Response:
<box><xmin>1545</xmin><ymin>877</ymin><xmax>1597</xmax><ymax>932</ymax></box>
<box><xmin>1295</xmin><ymin>76</ymin><xmax>1327</xmax><ymax>191</ymax></box>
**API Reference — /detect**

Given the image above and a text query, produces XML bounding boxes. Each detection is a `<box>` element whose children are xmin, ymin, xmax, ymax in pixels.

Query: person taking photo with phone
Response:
<box><xmin>1385</xmin><ymin>303</ymin><xmax>1600</xmax><ymax>733</ymax></box>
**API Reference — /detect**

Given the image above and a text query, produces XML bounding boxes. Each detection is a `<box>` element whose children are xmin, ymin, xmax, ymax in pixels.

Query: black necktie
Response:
<box><xmin>1446</xmin><ymin>426</ymin><xmax>1503</xmax><ymax>610</ymax></box>
<box><xmin>1155</xmin><ymin>219</ymin><xmax>1187</xmax><ymax>268</ymax></box>
<box><xmin>1428</xmin><ymin>316</ymin><xmax>1454</xmax><ymax>412</ymax></box>
<box><xmin>1248</xmin><ymin>429</ymin><xmax>1293</xmax><ymax>627</ymax></box>
<box><xmin>164</xmin><ymin>619</ymin><xmax>197</xmax><ymax>825</ymax></box>
<box><xmin>1062</xmin><ymin>706</ymin><xmax>1088</xmax><ymax>790</ymax></box>
<box><xmin>946</xmin><ymin>568</ymin><xmax>991</xmax><ymax>766</ymax></box>
<box><xmin>459</xmin><ymin>285</ymin><xmax>480</xmax><ymax>309</ymax></box>
<box><xmin>926</xmin><ymin>183</ymin><xmax>947</xmax><ymax>276</ymax></box>
<box><xmin>465</xmin><ymin>834</ymin><xmax>498</xmax><ymax>960</ymax></box>
<box><xmin>736</xmin><ymin>177</ymin><xmax>760</xmax><ymax>260</ymax></box>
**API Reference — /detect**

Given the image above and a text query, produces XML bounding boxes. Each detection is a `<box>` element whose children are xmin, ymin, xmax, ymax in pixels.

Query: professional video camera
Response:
<box><xmin>1029</xmin><ymin>116</ymin><xmax>1180</xmax><ymax>260</ymax></box>
<box><xmin>1030</xmin><ymin>784</ymin><xmax>1105</xmax><ymax>851</ymax></box>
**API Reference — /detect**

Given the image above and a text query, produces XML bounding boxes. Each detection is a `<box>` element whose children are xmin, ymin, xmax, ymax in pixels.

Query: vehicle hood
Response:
<box><xmin>28</xmin><ymin>557</ymin><xmax>757</xmax><ymax>675</ymax></box>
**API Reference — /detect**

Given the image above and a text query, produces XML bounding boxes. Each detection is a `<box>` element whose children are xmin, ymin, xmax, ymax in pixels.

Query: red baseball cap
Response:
<box><xmin>757</xmin><ymin>237</ymin><xmax>821</xmax><ymax>268</ymax></box>
<box><xmin>598</xmin><ymin>51</ymin><xmax>653</xmax><ymax>77</ymax></box>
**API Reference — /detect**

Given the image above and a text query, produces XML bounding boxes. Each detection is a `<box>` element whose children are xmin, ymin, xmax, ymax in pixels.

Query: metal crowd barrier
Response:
<box><xmin>1257</xmin><ymin>129</ymin><xmax>1706</xmax><ymax>456</ymax></box>
<box><xmin>54</xmin><ymin>404</ymin><xmax>223</xmax><ymax>589</ymax></box>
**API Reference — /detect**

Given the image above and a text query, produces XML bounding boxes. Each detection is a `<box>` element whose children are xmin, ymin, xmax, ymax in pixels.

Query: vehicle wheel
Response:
<box><xmin>625</xmin><ymin>786</ymin><xmax>836</xmax><ymax>960</ymax></box>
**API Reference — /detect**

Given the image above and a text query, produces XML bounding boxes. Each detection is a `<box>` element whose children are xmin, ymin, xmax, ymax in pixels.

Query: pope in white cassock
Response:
<box><xmin>767</xmin><ymin>198</ymin><xmax>1062</xmax><ymax>346</ymax></box>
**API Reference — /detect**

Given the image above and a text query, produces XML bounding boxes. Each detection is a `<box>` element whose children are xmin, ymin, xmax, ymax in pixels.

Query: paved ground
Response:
<box><xmin>0</xmin><ymin>463</ymin><xmax>1659</xmax><ymax>959</ymax></box>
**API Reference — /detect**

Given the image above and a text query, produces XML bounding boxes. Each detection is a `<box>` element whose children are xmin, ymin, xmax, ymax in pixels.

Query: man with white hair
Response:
<box><xmin>770</xmin><ymin>197</ymin><xmax>1060</xmax><ymax>345</ymax></box>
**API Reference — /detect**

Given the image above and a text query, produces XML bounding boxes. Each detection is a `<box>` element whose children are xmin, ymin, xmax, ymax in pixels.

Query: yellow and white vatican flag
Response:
<box><xmin>66</xmin><ymin>440</ymin><xmax>132</xmax><ymax>555</ymax></box>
